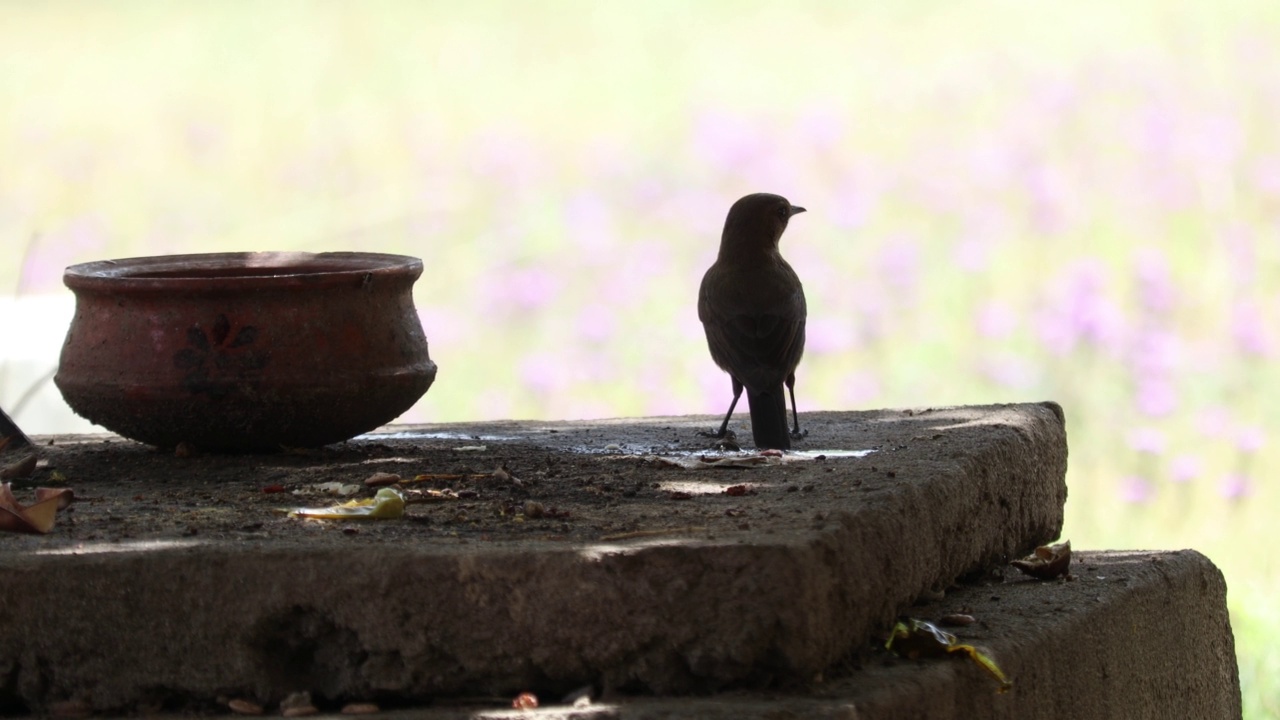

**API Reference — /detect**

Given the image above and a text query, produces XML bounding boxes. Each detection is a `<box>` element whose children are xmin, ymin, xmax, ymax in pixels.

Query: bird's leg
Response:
<box><xmin>786</xmin><ymin>372</ymin><xmax>807</xmax><ymax>439</ymax></box>
<box><xmin>700</xmin><ymin>377</ymin><xmax>744</xmax><ymax>438</ymax></box>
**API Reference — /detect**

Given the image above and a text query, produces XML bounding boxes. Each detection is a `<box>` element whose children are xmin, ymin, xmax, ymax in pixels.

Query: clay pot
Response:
<box><xmin>54</xmin><ymin>252</ymin><xmax>437</xmax><ymax>451</ymax></box>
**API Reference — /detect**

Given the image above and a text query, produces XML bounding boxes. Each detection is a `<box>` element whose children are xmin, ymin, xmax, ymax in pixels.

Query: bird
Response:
<box><xmin>698</xmin><ymin>192</ymin><xmax>808</xmax><ymax>450</ymax></box>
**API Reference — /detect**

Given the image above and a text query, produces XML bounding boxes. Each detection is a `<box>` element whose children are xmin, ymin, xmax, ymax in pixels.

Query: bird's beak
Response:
<box><xmin>789</xmin><ymin>205</ymin><xmax>807</xmax><ymax>216</ymax></box>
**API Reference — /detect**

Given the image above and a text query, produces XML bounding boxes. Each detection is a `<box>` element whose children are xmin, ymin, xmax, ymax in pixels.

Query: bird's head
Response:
<box><xmin>722</xmin><ymin>193</ymin><xmax>806</xmax><ymax>250</ymax></box>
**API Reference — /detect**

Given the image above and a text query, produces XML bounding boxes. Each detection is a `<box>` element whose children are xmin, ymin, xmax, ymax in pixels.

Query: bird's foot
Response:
<box><xmin>790</xmin><ymin>427</ymin><xmax>809</xmax><ymax>441</ymax></box>
<box><xmin>714</xmin><ymin>436</ymin><xmax>741</xmax><ymax>451</ymax></box>
<box><xmin>698</xmin><ymin>428</ymin><xmax>740</xmax><ymax>451</ymax></box>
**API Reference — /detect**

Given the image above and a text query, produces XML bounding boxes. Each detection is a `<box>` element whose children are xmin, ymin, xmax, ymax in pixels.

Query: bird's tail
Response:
<box><xmin>746</xmin><ymin>386</ymin><xmax>791</xmax><ymax>450</ymax></box>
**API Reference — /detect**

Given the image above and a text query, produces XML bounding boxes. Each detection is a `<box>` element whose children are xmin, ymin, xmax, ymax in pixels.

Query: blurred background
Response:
<box><xmin>1</xmin><ymin>0</ymin><xmax>1276</xmax><ymax>714</ymax></box>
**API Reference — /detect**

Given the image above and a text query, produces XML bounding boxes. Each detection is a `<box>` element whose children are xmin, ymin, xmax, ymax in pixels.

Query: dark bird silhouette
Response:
<box><xmin>698</xmin><ymin>192</ymin><xmax>807</xmax><ymax>450</ymax></box>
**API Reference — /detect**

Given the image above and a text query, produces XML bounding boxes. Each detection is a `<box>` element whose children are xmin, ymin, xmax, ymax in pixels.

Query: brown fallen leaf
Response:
<box><xmin>364</xmin><ymin>472</ymin><xmax>402</xmax><ymax>487</ymax></box>
<box><xmin>0</xmin><ymin>452</ymin><xmax>36</xmax><ymax>480</ymax></box>
<box><xmin>227</xmin><ymin>698</ymin><xmax>264</xmax><ymax>716</ymax></box>
<box><xmin>408</xmin><ymin>473</ymin><xmax>488</xmax><ymax>484</ymax></box>
<box><xmin>1011</xmin><ymin>540</ymin><xmax>1072</xmax><ymax>580</ymax></box>
<box><xmin>0</xmin><ymin>483</ymin><xmax>74</xmax><ymax>534</ymax></box>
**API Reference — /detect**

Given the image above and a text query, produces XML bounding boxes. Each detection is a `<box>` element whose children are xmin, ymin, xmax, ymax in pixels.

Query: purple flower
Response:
<box><xmin>474</xmin><ymin>127</ymin><xmax>540</xmax><ymax>189</ymax></box>
<box><xmin>1231</xmin><ymin>299</ymin><xmax>1272</xmax><ymax>358</ymax></box>
<box><xmin>1026</xmin><ymin>162</ymin><xmax>1070</xmax><ymax>235</ymax></box>
<box><xmin>975</xmin><ymin>301</ymin><xmax>1019</xmax><ymax>339</ymax></box>
<box><xmin>518</xmin><ymin>352</ymin><xmax>573</xmax><ymax>395</ymax></box>
<box><xmin>1131</xmin><ymin>94</ymin><xmax>1196</xmax><ymax>210</ymax></box>
<box><xmin>1134</xmin><ymin>378</ymin><xmax>1178</xmax><ymax>417</ymax></box>
<box><xmin>564</xmin><ymin>191</ymin><xmax>618</xmax><ymax>253</ymax></box>
<box><xmin>1222</xmin><ymin>223</ymin><xmax>1257</xmax><ymax>286</ymax></box>
<box><xmin>1120</xmin><ymin>475</ymin><xmax>1155</xmax><ymax>504</ymax></box>
<box><xmin>951</xmin><ymin>236</ymin><xmax>993</xmax><ymax>274</ymax></box>
<box><xmin>806</xmin><ymin>317</ymin><xmax>858</xmax><ymax>353</ymax></box>
<box><xmin>837</xmin><ymin>370</ymin><xmax>882</xmax><ymax>407</ymax></box>
<box><xmin>503</xmin><ymin>267</ymin><xmax>558</xmax><ymax>309</ymax></box>
<box><xmin>966</xmin><ymin>140</ymin><xmax>1016</xmax><ymax>189</ymax></box>
<box><xmin>794</xmin><ymin>106</ymin><xmax>845</xmax><ymax>152</ymax></box>
<box><xmin>1127</xmin><ymin>427</ymin><xmax>1167</xmax><ymax>455</ymax></box>
<box><xmin>1036</xmin><ymin>259</ymin><xmax>1125</xmax><ymax>356</ymax></box>
<box><xmin>1235</xmin><ymin>426</ymin><xmax>1265</xmax><ymax>453</ymax></box>
<box><xmin>875</xmin><ymin>236</ymin><xmax>921</xmax><ymax>297</ymax></box>
<box><xmin>1196</xmin><ymin>406</ymin><xmax>1232</xmax><ymax>439</ymax></box>
<box><xmin>829</xmin><ymin>181</ymin><xmax>876</xmax><ymax>230</ymax></box>
<box><xmin>977</xmin><ymin>353</ymin><xmax>1039</xmax><ymax>390</ymax></box>
<box><xmin>576</xmin><ymin>303</ymin><xmax>617</xmax><ymax>343</ymax></box>
<box><xmin>1252</xmin><ymin>155</ymin><xmax>1280</xmax><ymax>199</ymax></box>
<box><xmin>1219</xmin><ymin>473</ymin><xmax>1253</xmax><ymax>501</ymax></box>
<box><xmin>1132</xmin><ymin>247</ymin><xmax>1176</xmax><ymax>315</ymax></box>
<box><xmin>678</xmin><ymin>314</ymin><xmax>707</xmax><ymax>343</ymax></box>
<box><xmin>1168</xmin><ymin>455</ymin><xmax>1200</xmax><ymax>484</ymax></box>
<box><xmin>690</xmin><ymin>110</ymin><xmax>767</xmax><ymax>172</ymax></box>
<box><xmin>1129</xmin><ymin>328</ymin><xmax>1181</xmax><ymax>376</ymax></box>
<box><xmin>1188</xmin><ymin>113</ymin><xmax>1243</xmax><ymax>172</ymax></box>
<box><xmin>599</xmin><ymin>241</ymin><xmax>672</xmax><ymax>304</ymax></box>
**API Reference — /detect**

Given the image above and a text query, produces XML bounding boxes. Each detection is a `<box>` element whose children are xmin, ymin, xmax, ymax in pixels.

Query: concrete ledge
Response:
<box><xmin>0</xmin><ymin>403</ymin><xmax>1068</xmax><ymax>712</ymax></box>
<box><xmin>386</xmin><ymin>550</ymin><xmax>1241</xmax><ymax>719</ymax></box>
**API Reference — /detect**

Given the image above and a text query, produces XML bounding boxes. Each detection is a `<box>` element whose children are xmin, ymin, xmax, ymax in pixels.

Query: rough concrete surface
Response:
<box><xmin>0</xmin><ymin>403</ymin><xmax>1071</xmax><ymax>713</ymax></box>
<box><xmin>383</xmin><ymin>550</ymin><xmax>1238</xmax><ymax>720</ymax></box>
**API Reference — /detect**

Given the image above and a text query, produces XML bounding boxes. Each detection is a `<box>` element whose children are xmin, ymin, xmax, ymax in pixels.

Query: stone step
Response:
<box><xmin>0</xmin><ymin>403</ymin><xmax>1067</xmax><ymax>714</ymax></box>
<box><xmin>382</xmin><ymin>550</ymin><xmax>1241</xmax><ymax>720</ymax></box>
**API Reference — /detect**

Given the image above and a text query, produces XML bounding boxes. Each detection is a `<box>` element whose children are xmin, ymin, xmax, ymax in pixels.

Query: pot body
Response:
<box><xmin>54</xmin><ymin>251</ymin><xmax>437</xmax><ymax>451</ymax></box>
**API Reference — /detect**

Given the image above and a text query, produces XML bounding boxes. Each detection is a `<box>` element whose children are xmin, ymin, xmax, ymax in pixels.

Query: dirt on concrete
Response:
<box><xmin>0</xmin><ymin>404</ymin><xmax>1070</xmax><ymax>714</ymax></box>
<box><xmin>8</xmin><ymin>406</ymin><xmax>1054</xmax><ymax>551</ymax></box>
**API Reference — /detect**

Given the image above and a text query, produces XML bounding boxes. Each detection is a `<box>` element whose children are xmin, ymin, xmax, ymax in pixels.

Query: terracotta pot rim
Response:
<box><xmin>63</xmin><ymin>251</ymin><xmax>423</xmax><ymax>291</ymax></box>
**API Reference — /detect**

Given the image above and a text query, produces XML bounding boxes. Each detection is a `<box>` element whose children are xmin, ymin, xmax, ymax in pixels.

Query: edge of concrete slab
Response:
<box><xmin>390</xmin><ymin>550</ymin><xmax>1242</xmax><ymax>720</ymax></box>
<box><xmin>0</xmin><ymin>402</ymin><xmax>1068</xmax><ymax>712</ymax></box>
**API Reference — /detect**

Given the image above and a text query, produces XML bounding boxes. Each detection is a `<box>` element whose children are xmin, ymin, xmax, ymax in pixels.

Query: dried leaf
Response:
<box><xmin>313</xmin><ymin>481</ymin><xmax>362</xmax><ymax>497</ymax></box>
<box><xmin>407</xmin><ymin>472</ymin><xmax>487</xmax><ymax>484</ymax></box>
<box><xmin>364</xmin><ymin>472</ymin><xmax>402</xmax><ymax>487</ymax></box>
<box><xmin>227</xmin><ymin>698</ymin><xmax>263</xmax><ymax>716</ymax></box>
<box><xmin>0</xmin><ymin>453</ymin><xmax>36</xmax><ymax>480</ymax></box>
<box><xmin>1011</xmin><ymin>540</ymin><xmax>1072</xmax><ymax>579</ymax></box>
<box><xmin>287</xmin><ymin>488</ymin><xmax>406</xmax><ymax>520</ymax></box>
<box><xmin>0</xmin><ymin>483</ymin><xmax>74</xmax><ymax>534</ymax></box>
<box><xmin>886</xmin><ymin>618</ymin><xmax>1011</xmax><ymax>692</ymax></box>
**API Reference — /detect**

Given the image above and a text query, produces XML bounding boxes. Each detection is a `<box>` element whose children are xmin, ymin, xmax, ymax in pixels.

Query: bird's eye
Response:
<box><xmin>776</xmin><ymin>205</ymin><xmax>790</xmax><ymax>221</ymax></box>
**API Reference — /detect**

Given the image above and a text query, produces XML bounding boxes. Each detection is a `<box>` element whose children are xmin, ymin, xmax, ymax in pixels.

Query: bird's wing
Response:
<box><xmin>704</xmin><ymin>310</ymin><xmax>805</xmax><ymax>391</ymax></box>
<box><xmin>699</xmin><ymin>261</ymin><xmax>807</xmax><ymax>390</ymax></box>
